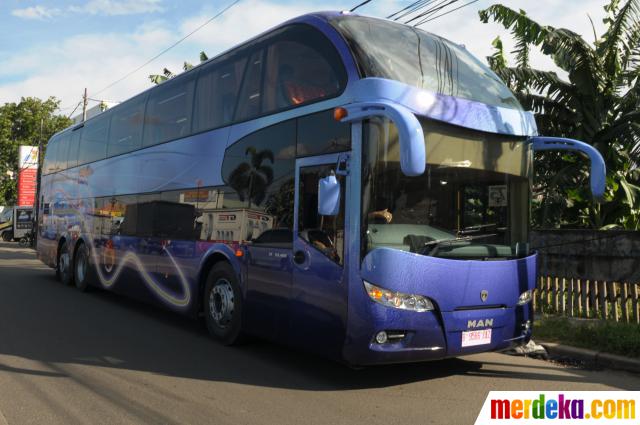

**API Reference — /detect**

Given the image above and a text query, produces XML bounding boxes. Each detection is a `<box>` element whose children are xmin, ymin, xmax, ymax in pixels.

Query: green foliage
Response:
<box><xmin>0</xmin><ymin>97</ymin><xmax>71</xmax><ymax>205</ymax></box>
<box><xmin>534</xmin><ymin>315</ymin><xmax>640</xmax><ymax>358</ymax></box>
<box><xmin>149</xmin><ymin>51</ymin><xmax>209</xmax><ymax>85</ymax></box>
<box><xmin>480</xmin><ymin>1</ymin><xmax>640</xmax><ymax>229</ymax></box>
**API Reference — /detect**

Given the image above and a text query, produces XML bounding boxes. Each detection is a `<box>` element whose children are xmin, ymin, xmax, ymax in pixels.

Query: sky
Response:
<box><xmin>0</xmin><ymin>0</ymin><xmax>610</xmax><ymax>118</ymax></box>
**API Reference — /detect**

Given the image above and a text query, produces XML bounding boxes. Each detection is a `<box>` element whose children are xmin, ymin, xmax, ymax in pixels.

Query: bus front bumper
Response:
<box><xmin>343</xmin><ymin>303</ymin><xmax>533</xmax><ymax>366</ymax></box>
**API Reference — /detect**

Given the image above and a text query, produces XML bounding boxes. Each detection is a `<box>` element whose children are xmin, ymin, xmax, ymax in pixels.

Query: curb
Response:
<box><xmin>540</xmin><ymin>342</ymin><xmax>640</xmax><ymax>374</ymax></box>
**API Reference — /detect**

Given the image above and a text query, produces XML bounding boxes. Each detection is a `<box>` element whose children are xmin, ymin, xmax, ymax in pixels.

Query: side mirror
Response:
<box><xmin>531</xmin><ymin>137</ymin><xmax>606</xmax><ymax>200</ymax></box>
<box><xmin>318</xmin><ymin>174</ymin><xmax>340</xmax><ymax>216</ymax></box>
<box><xmin>340</xmin><ymin>101</ymin><xmax>425</xmax><ymax>176</ymax></box>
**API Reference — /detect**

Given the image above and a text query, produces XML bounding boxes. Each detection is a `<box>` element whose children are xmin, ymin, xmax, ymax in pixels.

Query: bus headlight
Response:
<box><xmin>517</xmin><ymin>290</ymin><xmax>533</xmax><ymax>305</ymax></box>
<box><xmin>364</xmin><ymin>281</ymin><xmax>434</xmax><ymax>312</ymax></box>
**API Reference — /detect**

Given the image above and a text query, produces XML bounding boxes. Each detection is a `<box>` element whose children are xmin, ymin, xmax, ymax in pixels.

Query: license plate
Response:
<box><xmin>461</xmin><ymin>329</ymin><xmax>492</xmax><ymax>347</ymax></box>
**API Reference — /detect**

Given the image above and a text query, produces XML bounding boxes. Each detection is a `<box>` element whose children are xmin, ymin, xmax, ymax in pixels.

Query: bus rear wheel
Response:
<box><xmin>56</xmin><ymin>241</ymin><xmax>72</xmax><ymax>286</ymax></box>
<box><xmin>74</xmin><ymin>242</ymin><xmax>92</xmax><ymax>292</ymax></box>
<box><xmin>1</xmin><ymin>231</ymin><xmax>12</xmax><ymax>242</ymax></box>
<box><xmin>204</xmin><ymin>262</ymin><xmax>244</xmax><ymax>345</ymax></box>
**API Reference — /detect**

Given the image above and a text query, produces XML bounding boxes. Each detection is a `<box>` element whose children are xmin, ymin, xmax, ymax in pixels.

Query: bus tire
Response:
<box><xmin>57</xmin><ymin>241</ymin><xmax>72</xmax><ymax>286</ymax></box>
<box><xmin>2</xmin><ymin>231</ymin><xmax>12</xmax><ymax>242</ymax></box>
<box><xmin>74</xmin><ymin>242</ymin><xmax>92</xmax><ymax>292</ymax></box>
<box><xmin>204</xmin><ymin>262</ymin><xmax>244</xmax><ymax>345</ymax></box>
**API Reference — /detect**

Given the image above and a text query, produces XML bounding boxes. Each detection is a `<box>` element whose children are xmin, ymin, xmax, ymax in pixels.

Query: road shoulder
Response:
<box><xmin>541</xmin><ymin>341</ymin><xmax>640</xmax><ymax>374</ymax></box>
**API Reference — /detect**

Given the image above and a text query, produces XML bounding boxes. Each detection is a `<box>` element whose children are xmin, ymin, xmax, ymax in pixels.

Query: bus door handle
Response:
<box><xmin>293</xmin><ymin>250</ymin><xmax>306</xmax><ymax>265</ymax></box>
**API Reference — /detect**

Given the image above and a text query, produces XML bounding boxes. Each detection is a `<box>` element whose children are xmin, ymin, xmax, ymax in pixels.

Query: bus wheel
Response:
<box><xmin>204</xmin><ymin>262</ymin><xmax>244</xmax><ymax>345</ymax></box>
<box><xmin>74</xmin><ymin>242</ymin><xmax>92</xmax><ymax>292</ymax></box>
<box><xmin>57</xmin><ymin>241</ymin><xmax>72</xmax><ymax>286</ymax></box>
<box><xmin>2</xmin><ymin>231</ymin><xmax>12</xmax><ymax>242</ymax></box>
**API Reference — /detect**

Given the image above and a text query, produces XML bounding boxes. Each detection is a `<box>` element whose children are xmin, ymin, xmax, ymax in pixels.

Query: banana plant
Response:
<box><xmin>149</xmin><ymin>51</ymin><xmax>209</xmax><ymax>85</ymax></box>
<box><xmin>480</xmin><ymin>1</ymin><xmax>640</xmax><ymax>229</ymax></box>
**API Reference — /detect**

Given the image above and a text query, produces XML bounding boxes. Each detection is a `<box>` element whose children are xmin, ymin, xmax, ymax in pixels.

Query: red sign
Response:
<box><xmin>17</xmin><ymin>146</ymin><xmax>39</xmax><ymax>207</ymax></box>
<box><xmin>18</xmin><ymin>168</ymin><xmax>37</xmax><ymax>206</ymax></box>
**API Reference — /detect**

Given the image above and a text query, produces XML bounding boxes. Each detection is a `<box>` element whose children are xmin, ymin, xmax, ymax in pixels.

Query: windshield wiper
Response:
<box><xmin>419</xmin><ymin>233</ymin><xmax>498</xmax><ymax>256</ymax></box>
<box><xmin>457</xmin><ymin>223</ymin><xmax>501</xmax><ymax>235</ymax></box>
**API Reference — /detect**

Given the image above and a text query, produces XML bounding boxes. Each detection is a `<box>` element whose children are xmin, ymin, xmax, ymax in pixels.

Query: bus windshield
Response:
<box><xmin>362</xmin><ymin>117</ymin><xmax>532</xmax><ymax>260</ymax></box>
<box><xmin>331</xmin><ymin>15</ymin><xmax>523</xmax><ymax>111</ymax></box>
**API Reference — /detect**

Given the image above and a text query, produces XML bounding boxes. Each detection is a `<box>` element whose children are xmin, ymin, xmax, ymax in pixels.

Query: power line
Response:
<box><xmin>87</xmin><ymin>97</ymin><xmax>120</xmax><ymax>103</ymax></box>
<box><xmin>350</xmin><ymin>0</ymin><xmax>374</xmax><ymax>12</ymax></box>
<box><xmin>404</xmin><ymin>0</ymin><xmax>458</xmax><ymax>25</ymax></box>
<box><xmin>67</xmin><ymin>102</ymin><xmax>82</xmax><ymax>119</ymax></box>
<box><xmin>90</xmin><ymin>0</ymin><xmax>242</xmax><ymax>98</ymax></box>
<box><xmin>388</xmin><ymin>0</ymin><xmax>435</xmax><ymax>21</ymax></box>
<box><xmin>414</xmin><ymin>0</ymin><xmax>480</xmax><ymax>26</ymax></box>
<box><xmin>387</xmin><ymin>0</ymin><xmax>423</xmax><ymax>19</ymax></box>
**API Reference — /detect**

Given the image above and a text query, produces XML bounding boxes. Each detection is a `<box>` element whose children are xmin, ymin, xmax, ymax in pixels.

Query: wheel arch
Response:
<box><xmin>196</xmin><ymin>245</ymin><xmax>244</xmax><ymax>317</ymax></box>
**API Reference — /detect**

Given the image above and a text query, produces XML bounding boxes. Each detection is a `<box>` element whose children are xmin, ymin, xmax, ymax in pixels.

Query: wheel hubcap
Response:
<box><xmin>209</xmin><ymin>279</ymin><xmax>234</xmax><ymax>328</ymax></box>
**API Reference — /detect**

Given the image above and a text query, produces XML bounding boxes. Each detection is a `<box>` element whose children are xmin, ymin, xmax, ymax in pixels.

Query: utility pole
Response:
<box><xmin>82</xmin><ymin>88</ymin><xmax>88</xmax><ymax>122</ymax></box>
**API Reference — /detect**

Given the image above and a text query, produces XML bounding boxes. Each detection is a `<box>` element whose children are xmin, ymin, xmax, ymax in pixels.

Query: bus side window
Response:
<box><xmin>108</xmin><ymin>94</ymin><xmax>146</xmax><ymax>157</ymax></box>
<box><xmin>194</xmin><ymin>55</ymin><xmax>247</xmax><ymax>132</ymax></box>
<box><xmin>262</xmin><ymin>26</ymin><xmax>347</xmax><ymax>113</ymax></box>
<box><xmin>56</xmin><ymin>133</ymin><xmax>71</xmax><ymax>172</ymax></box>
<box><xmin>144</xmin><ymin>74</ymin><xmax>196</xmax><ymax>147</ymax></box>
<box><xmin>67</xmin><ymin>128</ymin><xmax>82</xmax><ymax>169</ymax></box>
<box><xmin>43</xmin><ymin>136</ymin><xmax>59</xmax><ymax>174</ymax></box>
<box><xmin>79</xmin><ymin>112</ymin><xmax>110</xmax><ymax>165</ymax></box>
<box><xmin>234</xmin><ymin>49</ymin><xmax>265</xmax><ymax>122</ymax></box>
<box><xmin>221</xmin><ymin>119</ymin><xmax>296</xmax><ymax>244</ymax></box>
<box><xmin>157</xmin><ymin>191</ymin><xmax>199</xmax><ymax>240</ymax></box>
<box><xmin>101</xmin><ymin>195</ymin><xmax>137</xmax><ymax>236</ymax></box>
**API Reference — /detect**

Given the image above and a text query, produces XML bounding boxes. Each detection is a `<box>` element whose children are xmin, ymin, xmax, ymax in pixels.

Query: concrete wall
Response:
<box><xmin>531</xmin><ymin>230</ymin><xmax>640</xmax><ymax>283</ymax></box>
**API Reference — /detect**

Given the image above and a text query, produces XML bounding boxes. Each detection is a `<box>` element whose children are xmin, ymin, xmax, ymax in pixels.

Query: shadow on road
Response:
<box><xmin>0</xmin><ymin>241</ymin><xmax>635</xmax><ymax>391</ymax></box>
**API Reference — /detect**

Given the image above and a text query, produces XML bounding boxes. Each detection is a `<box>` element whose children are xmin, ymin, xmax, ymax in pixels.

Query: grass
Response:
<box><xmin>534</xmin><ymin>315</ymin><xmax>640</xmax><ymax>359</ymax></box>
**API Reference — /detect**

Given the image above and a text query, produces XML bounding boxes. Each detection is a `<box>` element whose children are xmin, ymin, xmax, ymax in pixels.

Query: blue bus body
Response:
<box><xmin>36</xmin><ymin>12</ymin><xmax>605</xmax><ymax>366</ymax></box>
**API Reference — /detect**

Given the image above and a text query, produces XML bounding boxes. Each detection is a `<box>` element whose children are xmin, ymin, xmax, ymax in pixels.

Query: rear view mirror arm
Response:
<box><xmin>340</xmin><ymin>100</ymin><xmax>426</xmax><ymax>177</ymax></box>
<box><xmin>531</xmin><ymin>136</ymin><xmax>606</xmax><ymax>200</ymax></box>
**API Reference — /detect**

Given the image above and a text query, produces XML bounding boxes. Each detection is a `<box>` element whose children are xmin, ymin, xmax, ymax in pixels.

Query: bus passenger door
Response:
<box><xmin>291</xmin><ymin>154</ymin><xmax>348</xmax><ymax>358</ymax></box>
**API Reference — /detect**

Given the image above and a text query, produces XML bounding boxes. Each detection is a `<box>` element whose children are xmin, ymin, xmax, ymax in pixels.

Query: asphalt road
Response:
<box><xmin>0</xmin><ymin>241</ymin><xmax>638</xmax><ymax>425</ymax></box>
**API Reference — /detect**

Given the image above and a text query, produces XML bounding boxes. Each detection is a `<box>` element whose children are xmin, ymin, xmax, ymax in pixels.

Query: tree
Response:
<box><xmin>479</xmin><ymin>1</ymin><xmax>640</xmax><ymax>229</ymax></box>
<box><xmin>149</xmin><ymin>51</ymin><xmax>208</xmax><ymax>85</ymax></box>
<box><xmin>0</xmin><ymin>97</ymin><xmax>71</xmax><ymax>205</ymax></box>
<box><xmin>228</xmin><ymin>147</ymin><xmax>274</xmax><ymax>208</ymax></box>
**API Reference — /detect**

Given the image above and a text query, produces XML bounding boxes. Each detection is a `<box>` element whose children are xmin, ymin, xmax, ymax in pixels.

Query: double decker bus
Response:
<box><xmin>37</xmin><ymin>12</ymin><xmax>605</xmax><ymax>366</ymax></box>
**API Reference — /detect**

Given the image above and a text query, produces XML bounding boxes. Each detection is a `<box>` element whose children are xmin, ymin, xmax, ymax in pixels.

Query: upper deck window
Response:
<box><xmin>194</xmin><ymin>55</ymin><xmax>247</xmax><ymax>132</ymax></box>
<box><xmin>67</xmin><ymin>128</ymin><xmax>82</xmax><ymax>169</ymax></box>
<box><xmin>330</xmin><ymin>16</ymin><xmax>523</xmax><ymax>111</ymax></box>
<box><xmin>262</xmin><ymin>25</ymin><xmax>346</xmax><ymax>112</ymax></box>
<box><xmin>235</xmin><ymin>49</ymin><xmax>266</xmax><ymax>122</ymax></box>
<box><xmin>144</xmin><ymin>74</ymin><xmax>196</xmax><ymax>147</ymax></box>
<box><xmin>79</xmin><ymin>112</ymin><xmax>110</xmax><ymax>165</ymax></box>
<box><xmin>43</xmin><ymin>135</ymin><xmax>60</xmax><ymax>175</ymax></box>
<box><xmin>235</xmin><ymin>24</ymin><xmax>347</xmax><ymax>122</ymax></box>
<box><xmin>55</xmin><ymin>132</ymin><xmax>71</xmax><ymax>171</ymax></box>
<box><xmin>108</xmin><ymin>94</ymin><xmax>146</xmax><ymax>157</ymax></box>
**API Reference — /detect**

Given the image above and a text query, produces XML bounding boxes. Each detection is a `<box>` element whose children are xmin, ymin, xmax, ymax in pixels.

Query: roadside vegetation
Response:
<box><xmin>535</xmin><ymin>315</ymin><xmax>640</xmax><ymax>358</ymax></box>
<box><xmin>0</xmin><ymin>97</ymin><xmax>71</xmax><ymax>205</ymax></box>
<box><xmin>480</xmin><ymin>0</ymin><xmax>640</xmax><ymax>229</ymax></box>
